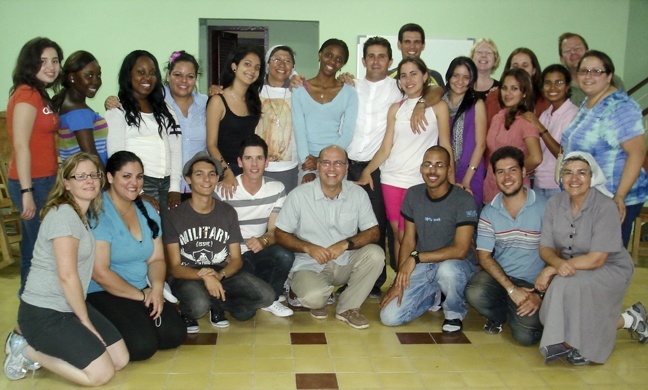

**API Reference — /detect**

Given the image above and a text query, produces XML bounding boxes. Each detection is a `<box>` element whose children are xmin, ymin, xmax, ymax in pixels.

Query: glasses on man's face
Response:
<box><xmin>319</xmin><ymin>160</ymin><xmax>347</xmax><ymax>168</ymax></box>
<box><xmin>421</xmin><ymin>161</ymin><xmax>448</xmax><ymax>170</ymax></box>
<box><xmin>576</xmin><ymin>68</ymin><xmax>607</xmax><ymax>77</ymax></box>
<box><xmin>270</xmin><ymin>57</ymin><xmax>293</xmax><ymax>66</ymax></box>
<box><xmin>561</xmin><ymin>169</ymin><xmax>590</xmax><ymax>179</ymax></box>
<box><xmin>69</xmin><ymin>172</ymin><xmax>103</xmax><ymax>181</ymax></box>
<box><xmin>562</xmin><ymin>46</ymin><xmax>585</xmax><ymax>56</ymax></box>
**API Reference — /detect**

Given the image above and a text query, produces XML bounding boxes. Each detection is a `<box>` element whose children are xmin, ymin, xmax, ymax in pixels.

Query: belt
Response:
<box><xmin>348</xmin><ymin>159</ymin><xmax>370</xmax><ymax>167</ymax></box>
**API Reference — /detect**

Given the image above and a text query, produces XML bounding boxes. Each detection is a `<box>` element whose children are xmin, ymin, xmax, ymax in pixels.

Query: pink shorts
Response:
<box><xmin>382</xmin><ymin>183</ymin><xmax>409</xmax><ymax>231</ymax></box>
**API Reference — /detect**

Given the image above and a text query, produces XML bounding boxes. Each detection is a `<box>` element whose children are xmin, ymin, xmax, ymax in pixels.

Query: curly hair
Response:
<box><xmin>41</xmin><ymin>152</ymin><xmax>104</xmax><ymax>227</ymax></box>
<box><xmin>117</xmin><ymin>50</ymin><xmax>177</xmax><ymax>137</ymax></box>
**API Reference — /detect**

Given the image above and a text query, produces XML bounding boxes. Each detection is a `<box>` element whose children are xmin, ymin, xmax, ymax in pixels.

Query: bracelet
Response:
<box><xmin>539</xmin><ymin>130</ymin><xmax>548</xmax><ymax>136</ymax></box>
<box><xmin>507</xmin><ymin>287</ymin><xmax>515</xmax><ymax>295</ymax></box>
<box><xmin>141</xmin><ymin>289</ymin><xmax>146</xmax><ymax>302</ymax></box>
<box><xmin>20</xmin><ymin>187</ymin><xmax>34</xmax><ymax>194</ymax></box>
<box><xmin>260</xmin><ymin>235</ymin><xmax>269</xmax><ymax>247</ymax></box>
<box><xmin>220</xmin><ymin>269</ymin><xmax>227</xmax><ymax>279</ymax></box>
<box><xmin>469</xmin><ymin>165</ymin><xmax>477</xmax><ymax>171</ymax></box>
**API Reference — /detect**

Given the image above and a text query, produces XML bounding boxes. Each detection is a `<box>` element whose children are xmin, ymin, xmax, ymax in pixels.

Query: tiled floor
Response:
<box><xmin>0</xmin><ymin>255</ymin><xmax>647</xmax><ymax>389</ymax></box>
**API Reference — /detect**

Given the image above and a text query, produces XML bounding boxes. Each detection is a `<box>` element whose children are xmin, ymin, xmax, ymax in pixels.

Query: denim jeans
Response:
<box><xmin>380</xmin><ymin>259</ymin><xmax>474</xmax><ymax>326</ymax></box>
<box><xmin>534</xmin><ymin>187</ymin><xmax>561</xmax><ymax>200</ymax></box>
<box><xmin>623</xmin><ymin>203</ymin><xmax>643</xmax><ymax>249</ymax></box>
<box><xmin>241</xmin><ymin>244</ymin><xmax>294</xmax><ymax>300</ymax></box>
<box><xmin>465</xmin><ymin>271</ymin><xmax>543</xmax><ymax>345</ymax></box>
<box><xmin>171</xmin><ymin>270</ymin><xmax>274</xmax><ymax>321</ymax></box>
<box><xmin>8</xmin><ymin>175</ymin><xmax>56</xmax><ymax>295</ymax></box>
<box><xmin>142</xmin><ymin>175</ymin><xmax>170</xmax><ymax>212</ymax></box>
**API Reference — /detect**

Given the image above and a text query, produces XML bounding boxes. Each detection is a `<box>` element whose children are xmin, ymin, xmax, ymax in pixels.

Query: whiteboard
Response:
<box><xmin>356</xmin><ymin>35</ymin><xmax>475</xmax><ymax>82</ymax></box>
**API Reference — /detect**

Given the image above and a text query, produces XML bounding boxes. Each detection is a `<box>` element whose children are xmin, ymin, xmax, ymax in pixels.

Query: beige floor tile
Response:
<box><xmin>214</xmin><ymin>344</ymin><xmax>254</xmax><ymax>359</ymax></box>
<box><xmin>253</xmin><ymin>373</ymin><xmax>297</xmax><ymax>389</ymax></box>
<box><xmin>215</xmin><ymin>332</ymin><xmax>255</xmax><ymax>345</ymax></box>
<box><xmin>209</xmin><ymin>373</ymin><xmax>253</xmax><ymax>389</ymax></box>
<box><xmin>419</xmin><ymin>372</ymin><xmax>466</xmax><ymax>388</ymax></box>
<box><xmin>370</xmin><ymin>357</ymin><xmax>415</xmax><ymax>373</ymax></box>
<box><xmin>254</xmin><ymin>358</ymin><xmax>294</xmax><ymax>373</ymax></box>
<box><xmin>409</xmin><ymin>357</ymin><xmax>454</xmax><ymax>372</ymax></box>
<box><xmin>332</xmin><ymin>357</ymin><xmax>374</xmax><ymax>372</ymax></box>
<box><xmin>127</xmin><ymin>357</ymin><xmax>174</xmax><ymax>374</ymax></box>
<box><xmin>291</xmin><ymin>344</ymin><xmax>330</xmax><ymax>358</ymax></box>
<box><xmin>498</xmin><ymin>370</ymin><xmax>547</xmax><ymax>387</ymax></box>
<box><xmin>378</xmin><ymin>372</ymin><xmax>425</xmax><ymax>388</ymax></box>
<box><xmin>255</xmin><ymin>344</ymin><xmax>293</xmax><ymax>358</ymax></box>
<box><xmin>211</xmin><ymin>358</ymin><xmax>253</xmax><ymax>373</ymax></box>
<box><xmin>336</xmin><ymin>372</ymin><xmax>382</xmax><ymax>389</ymax></box>
<box><xmin>329</xmin><ymin>343</ymin><xmax>369</xmax><ymax>358</ymax></box>
<box><xmin>254</xmin><ymin>331</ymin><xmax>292</xmax><ymax>345</ymax></box>
<box><xmin>293</xmin><ymin>357</ymin><xmax>335</xmax><ymax>373</ymax></box>
<box><xmin>536</xmin><ymin>369</ymin><xmax>587</xmax><ymax>385</ymax></box>
<box><xmin>446</xmin><ymin>355</ymin><xmax>495</xmax><ymax>371</ymax></box>
<box><xmin>461</xmin><ymin>371</ymin><xmax>506</xmax><ymax>387</ymax></box>
<box><xmin>167</xmin><ymin>373</ymin><xmax>212</xmax><ymax>389</ymax></box>
<box><xmin>401</xmin><ymin>344</ymin><xmax>445</xmax><ymax>358</ymax></box>
<box><xmin>122</xmin><ymin>373</ymin><xmax>168</xmax><ymax>389</ymax></box>
<box><xmin>171</xmin><ymin>357</ymin><xmax>214</xmax><ymax>373</ymax></box>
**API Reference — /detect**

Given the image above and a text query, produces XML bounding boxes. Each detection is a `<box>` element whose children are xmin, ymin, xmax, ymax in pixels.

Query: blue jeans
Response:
<box><xmin>171</xmin><ymin>270</ymin><xmax>274</xmax><ymax>321</ymax></box>
<box><xmin>8</xmin><ymin>176</ymin><xmax>56</xmax><ymax>295</ymax></box>
<box><xmin>465</xmin><ymin>271</ymin><xmax>543</xmax><ymax>345</ymax></box>
<box><xmin>380</xmin><ymin>259</ymin><xmax>474</xmax><ymax>326</ymax></box>
<box><xmin>534</xmin><ymin>187</ymin><xmax>561</xmax><ymax>200</ymax></box>
<box><xmin>241</xmin><ymin>244</ymin><xmax>294</xmax><ymax>300</ymax></box>
<box><xmin>623</xmin><ymin>203</ymin><xmax>643</xmax><ymax>249</ymax></box>
<box><xmin>142</xmin><ymin>175</ymin><xmax>170</xmax><ymax>212</ymax></box>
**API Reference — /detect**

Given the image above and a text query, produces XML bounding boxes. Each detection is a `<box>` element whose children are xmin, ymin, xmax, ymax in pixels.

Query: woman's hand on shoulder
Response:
<box><xmin>208</xmin><ymin>85</ymin><xmax>224</xmax><ymax>96</ymax></box>
<box><xmin>520</xmin><ymin>111</ymin><xmax>542</xmax><ymax>130</ymax></box>
<box><xmin>218</xmin><ymin>171</ymin><xmax>238</xmax><ymax>200</ymax></box>
<box><xmin>289</xmin><ymin>74</ymin><xmax>305</xmax><ymax>92</ymax></box>
<box><xmin>104</xmin><ymin>96</ymin><xmax>121</xmax><ymax>110</ymax></box>
<box><xmin>612</xmin><ymin>194</ymin><xmax>626</xmax><ymax>222</ymax></box>
<box><xmin>167</xmin><ymin>191</ymin><xmax>181</xmax><ymax>209</ymax></box>
<box><xmin>337</xmin><ymin>72</ymin><xmax>356</xmax><ymax>87</ymax></box>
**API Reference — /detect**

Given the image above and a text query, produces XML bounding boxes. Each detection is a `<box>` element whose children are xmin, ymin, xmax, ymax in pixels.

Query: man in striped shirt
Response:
<box><xmin>466</xmin><ymin>146</ymin><xmax>547</xmax><ymax>345</ymax></box>
<box><xmin>219</xmin><ymin>135</ymin><xmax>295</xmax><ymax>317</ymax></box>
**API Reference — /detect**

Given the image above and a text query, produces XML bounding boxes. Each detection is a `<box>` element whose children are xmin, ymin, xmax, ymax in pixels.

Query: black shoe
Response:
<box><xmin>483</xmin><ymin>320</ymin><xmax>503</xmax><ymax>335</ymax></box>
<box><xmin>182</xmin><ymin>315</ymin><xmax>199</xmax><ymax>334</ymax></box>
<box><xmin>368</xmin><ymin>288</ymin><xmax>382</xmax><ymax>299</ymax></box>
<box><xmin>442</xmin><ymin>318</ymin><xmax>463</xmax><ymax>333</ymax></box>
<box><xmin>541</xmin><ymin>343</ymin><xmax>571</xmax><ymax>363</ymax></box>
<box><xmin>209</xmin><ymin>310</ymin><xmax>230</xmax><ymax>328</ymax></box>
<box><xmin>566</xmin><ymin>348</ymin><xmax>590</xmax><ymax>366</ymax></box>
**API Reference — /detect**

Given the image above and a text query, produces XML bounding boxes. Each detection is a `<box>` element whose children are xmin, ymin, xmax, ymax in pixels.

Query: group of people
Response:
<box><xmin>3</xmin><ymin>21</ymin><xmax>648</xmax><ymax>385</ymax></box>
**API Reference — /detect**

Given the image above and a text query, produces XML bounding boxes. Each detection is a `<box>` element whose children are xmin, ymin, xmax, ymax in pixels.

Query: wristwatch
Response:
<box><xmin>346</xmin><ymin>238</ymin><xmax>355</xmax><ymax>250</ymax></box>
<box><xmin>410</xmin><ymin>250</ymin><xmax>421</xmax><ymax>264</ymax></box>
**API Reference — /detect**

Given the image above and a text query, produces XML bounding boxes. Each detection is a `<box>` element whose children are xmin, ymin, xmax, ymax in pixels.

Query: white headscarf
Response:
<box><xmin>561</xmin><ymin>151</ymin><xmax>614</xmax><ymax>197</ymax></box>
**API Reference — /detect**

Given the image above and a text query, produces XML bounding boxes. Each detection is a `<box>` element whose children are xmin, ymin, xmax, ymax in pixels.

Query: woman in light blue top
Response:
<box><xmin>291</xmin><ymin>38</ymin><xmax>358</xmax><ymax>183</ymax></box>
<box><xmin>163</xmin><ymin>51</ymin><xmax>208</xmax><ymax>199</ymax></box>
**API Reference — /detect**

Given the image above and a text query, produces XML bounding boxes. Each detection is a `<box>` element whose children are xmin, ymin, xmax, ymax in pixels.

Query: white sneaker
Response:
<box><xmin>277</xmin><ymin>295</ymin><xmax>286</xmax><ymax>303</ymax></box>
<box><xmin>428</xmin><ymin>291</ymin><xmax>442</xmax><ymax>312</ymax></box>
<box><xmin>327</xmin><ymin>293</ymin><xmax>336</xmax><ymax>305</ymax></box>
<box><xmin>262</xmin><ymin>300</ymin><xmax>294</xmax><ymax>317</ymax></box>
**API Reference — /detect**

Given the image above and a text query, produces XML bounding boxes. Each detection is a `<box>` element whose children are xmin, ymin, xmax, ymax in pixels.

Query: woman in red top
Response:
<box><xmin>6</xmin><ymin>37</ymin><xmax>63</xmax><ymax>294</ymax></box>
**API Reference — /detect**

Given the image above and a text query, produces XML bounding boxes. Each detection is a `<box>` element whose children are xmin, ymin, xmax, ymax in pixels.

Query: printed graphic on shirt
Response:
<box><xmin>178</xmin><ymin>226</ymin><xmax>231</xmax><ymax>266</ymax></box>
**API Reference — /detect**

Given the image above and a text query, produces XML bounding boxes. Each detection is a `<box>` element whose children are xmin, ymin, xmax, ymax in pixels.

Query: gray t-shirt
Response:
<box><xmin>401</xmin><ymin>184</ymin><xmax>478</xmax><ymax>264</ymax></box>
<box><xmin>21</xmin><ymin>204</ymin><xmax>96</xmax><ymax>312</ymax></box>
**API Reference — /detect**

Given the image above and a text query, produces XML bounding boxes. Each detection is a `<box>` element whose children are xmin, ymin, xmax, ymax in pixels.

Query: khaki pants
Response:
<box><xmin>291</xmin><ymin>244</ymin><xmax>384</xmax><ymax>314</ymax></box>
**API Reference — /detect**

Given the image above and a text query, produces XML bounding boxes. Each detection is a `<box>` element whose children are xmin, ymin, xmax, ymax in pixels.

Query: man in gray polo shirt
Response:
<box><xmin>275</xmin><ymin>145</ymin><xmax>384</xmax><ymax>329</ymax></box>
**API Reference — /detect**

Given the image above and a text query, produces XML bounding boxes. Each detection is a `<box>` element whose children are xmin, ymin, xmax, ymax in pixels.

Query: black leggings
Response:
<box><xmin>86</xmin><ymin>291</ymin><xmax>186</xmax><ymax>361</ymax></box>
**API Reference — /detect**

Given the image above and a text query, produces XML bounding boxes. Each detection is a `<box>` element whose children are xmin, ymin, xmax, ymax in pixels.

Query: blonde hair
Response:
<box><xmin>470</xmin><ymin>38</ymin><xmax>500</xmax><ymax>74</ymax></box>
<box><xmin>41</xmin><ymin>152</ymin><xmax>104</xmax><ymax>226</ymax></box>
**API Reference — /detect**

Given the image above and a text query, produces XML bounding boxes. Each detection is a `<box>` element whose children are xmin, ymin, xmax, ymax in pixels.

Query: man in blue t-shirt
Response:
<box><xmin>466</xmin><ymin>146</ymin><xmax>546</xmax><ymax>345</ymax></box>
<box><xmin>380</xmin><ymin>146</ymin><xmax>478</xmax><ymax>333</ymax></box>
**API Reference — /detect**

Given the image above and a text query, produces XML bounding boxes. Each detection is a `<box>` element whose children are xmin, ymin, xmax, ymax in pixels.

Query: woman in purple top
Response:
<box><xmin>442</xmin><ymin>57</ymin><xmax>486</xmax><ymax>206</ymax></box>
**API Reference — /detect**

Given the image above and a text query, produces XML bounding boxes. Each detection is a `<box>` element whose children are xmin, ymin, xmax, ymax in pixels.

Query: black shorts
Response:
<box><xmin>18</xmin><ymin>301</ymin><xmax>122</xmax><ymax>369</ymax></box>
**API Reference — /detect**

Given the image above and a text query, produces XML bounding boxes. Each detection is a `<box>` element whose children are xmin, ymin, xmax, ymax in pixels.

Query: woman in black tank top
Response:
<box><xmin>206</xmin><ymin>46</ymin><xmax>264</xmax><ymax>199</ymax></box>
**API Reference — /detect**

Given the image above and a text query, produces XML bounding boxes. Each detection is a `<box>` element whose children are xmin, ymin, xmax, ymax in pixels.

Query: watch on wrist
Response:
<box><xmin>346</xmin><ymin>238</ymin><xmax>355</xmax><ymax>250</ymax></box>
<box><xmin>417</xmin><ymin>96</ymin><xmax>426</xmax><ymax>107</ymax></box>
<box><xmin>410</xmin><ymin>250</ymin><xmax>420</xmax><ymax>264</ymax></box>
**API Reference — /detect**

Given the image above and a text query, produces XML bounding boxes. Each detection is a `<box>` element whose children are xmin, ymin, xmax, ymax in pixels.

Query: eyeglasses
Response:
<box><xmin>561</xmin><ymin>169</ymin><xmax>590</xmax><ymax>179</ymax></box>
<box><xmin>69</xmin><ymin>172</ymin><xmax>103</xmax><ymax>181</ymax></box>
<box><xmin>319</xmin><ymin>160</ymin><xmax>347</xmax><ymax>168</ymax></box>
<box><xmin>421</xmin><ymin>162</ymin><xmax>448</xmax><ymax>170</ymax></box>
<box><xmin>270</xmin><ymin>57</ymin><xmax>293</xmax><ymax>66</ymax></box>
<box><xmin>561</xmin><ymin>46</ymin><xmax>585</xmax><ymax>56</ymax></box>
<box><xmin>543</xmin><ymin>80</ymin><xmax>565</xmax><ymax>87</ymax></box>
<box><xmin>576</xmin><ymin>68</ymin><xmax>608</xmax><ymax>77</ymax></box>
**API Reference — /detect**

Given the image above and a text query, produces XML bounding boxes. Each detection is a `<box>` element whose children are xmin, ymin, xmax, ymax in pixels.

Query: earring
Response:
<box><xmin>71</xmin><ymin>78</ymin><xmax>75</xmax><ymax>83</ymax></box>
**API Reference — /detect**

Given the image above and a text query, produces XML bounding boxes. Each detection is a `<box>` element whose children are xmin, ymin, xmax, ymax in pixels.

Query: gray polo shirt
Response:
<box><xmin>275</xmin><ymin>178</ymin><xmax>378</xmax><ymax>273</ymax></box>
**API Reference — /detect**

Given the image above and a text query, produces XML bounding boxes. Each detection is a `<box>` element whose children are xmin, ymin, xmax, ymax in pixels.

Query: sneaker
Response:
<box><xmin>277</xmin><ymin>295</ymin><xmax>286</xmax><ymax>303</ymax></box>
<box><xmin>336</xmin><ymin>309</ymin><xmax>369</xmax><ymax>329</ymax></box>
<box><xmin>483</xmin><ymin>320</ymin><xmax>503</xmax><ymax>335</ymax></box>
<box><xmin>442</xmin><ymin>318</ymin><xmax>463</xmax><ymax>333</ymax></box>
<box><xmin>428</xmin><ymin>291</ymin><xmax>442</xmax><ymax>312</ymax></box>
<box><xmin>368</xmin><ymin>288</ymin><xmax>381</xmax><ymax>299</ymax></box>
<box><xmin>287</xmin><ymin>289</ymin><xmax>303</xmax><ymax>308</ymax></box>
<box><xmin>566</xmin><ymin>348</ymin><xmax>590</xmax><ymax>366</ymax></box>
<box><xmin>310</xmin><ymin>307</ymin><xmax>328</xmax><ymax>319</ymax></box>
<box><xmin>5</xmin><ymin>333</ymin><xmax>39</xmax><ymax>371</ymax></box>
<box><xmin>625</xmin><ymin>301</ymin><xmax>648</xmax><ymax>343</ymax></box>
<box><xmin>146</xmin><ymin>276</ymin><xmax>178</xmax><ymax>303</ymax></box>
<box><xmin>182</xmin><ymin>315</ymin><xmax>199</xmax><ymax>334</ymax></box>
<box><xmin>3</xmin><ymin>332</ymin><xmax>31</xmax><ymax>380</ymax></box>
<box><xmin>540</xmin><ymin>343</ymin><xmax>571</xmax><ymax>363</ymax></box>
<box><xmin>209</xmin><ymin>310</ymin><xmax>230</xmax><ymax>328</ymax></box>
<box><xmin>262</xmin><ymin>300</ymin><xmax>294</xmax><ymax>317</ymax></box>
<box><xmin>327</xmin><ymin>293</ymin><xmax>336</xmax><ymax>305</ymax></box>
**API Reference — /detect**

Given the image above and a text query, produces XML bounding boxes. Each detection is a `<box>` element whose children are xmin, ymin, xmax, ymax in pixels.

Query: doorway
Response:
<box><xmin>208</xmin><ymin>26</ymin><xmax>267</xmax><ymax>86</ymax></box>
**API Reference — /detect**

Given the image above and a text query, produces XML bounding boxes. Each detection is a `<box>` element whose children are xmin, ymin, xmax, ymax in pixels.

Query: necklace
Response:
<box><xmin>116</xmin><ymin>203</ymin><xmax>132</xmax><ymax>217</ymax></box>
<box><xmin>320</xmin><ymin>93</ymin><xmax>324</xmax><ymax>99</ymax></box>
<box><xmin>229</xmin><ymin>91</ymin><xmax>241</xmax><ymax>103</ymax></box>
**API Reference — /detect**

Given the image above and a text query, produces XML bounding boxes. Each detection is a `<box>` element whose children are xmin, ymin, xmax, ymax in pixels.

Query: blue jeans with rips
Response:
<box><xmin>8</xmin><ymin>175</ymin><xmax>56</xmax><ymax>295</ymax></box>
<box><xmin>380</xmin><ymin>259</ymin><xmax>474</xmax><ymax>326</ymax></box>
<box><xmin>171</xmin><ymin>270</ymin><xmax>274</xmax><ymax>321</ymax></box>
<box><xmin>465</xmin><ymin>271</ymin><xmax>543</xmax><ymax>345</ymax></box>
<box><xmin>241</xmin><ymin>244</ymin><xmax>294</xmax><ymax>300</ymax></box>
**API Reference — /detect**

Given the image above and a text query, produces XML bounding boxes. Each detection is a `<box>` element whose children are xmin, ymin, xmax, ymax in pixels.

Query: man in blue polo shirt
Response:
<box><xmin>466</xmin><ymin>146</ymin><xmax>546</xmax><ymax>345</ymax></box>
